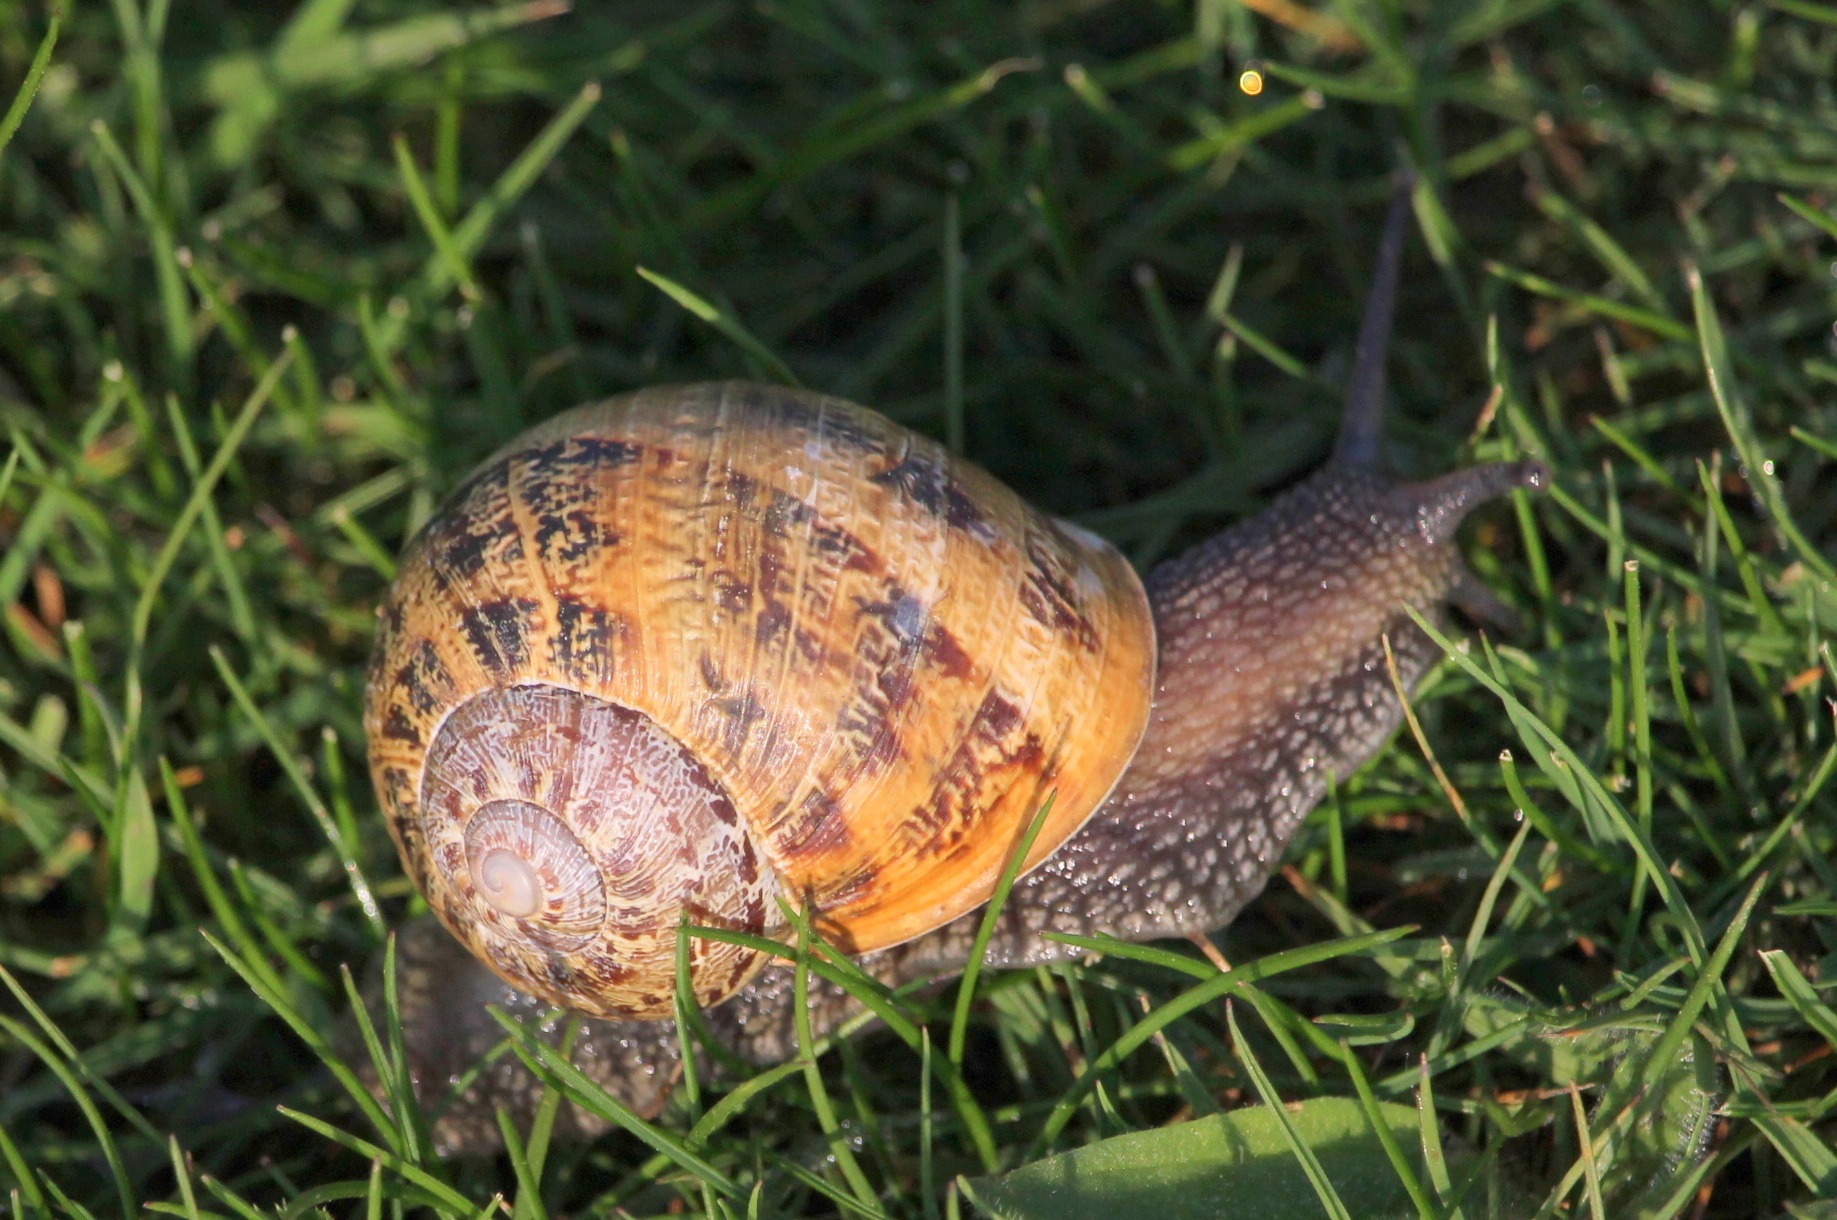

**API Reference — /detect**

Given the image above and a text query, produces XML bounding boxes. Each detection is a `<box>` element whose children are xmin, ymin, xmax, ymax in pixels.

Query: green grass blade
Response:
<box><xmin>130</xmin><ymin>345</ymin><xmax>294</xmax><ymax>651</ymax></box>
<box><xmin>792</xmin><ymin>910</ymin><xmax>880</xmax><ymax>1217</ymax></box>
<box><xmin>0</xmin><ymin>10</ymin><xmax>60</xmax><ymax>164</ymax></box>
<box><xmin>487</xmin><ymin>1007</ymin><xmax>745</xmax><ymax>1201</ymax></box>
<box><xmin>951</xmin><ymin>792</ymin><xmax>1058</xmax><ymax>1065</ymax></box>
<box><xmin>1779</xmin><ymin>190</ymin><xmax>1837</xmax><ymax>241</ymax></box>
<box><xmin>1689</xmin><ymin>263</ymin><xmax>1836</xmax><ymax>582</ymax></box>
<box><xmin>636</xmin><ymin>267</ymin><xmax>800</xmax><ymax>386</ymax></box>
<box><xmin>1167</xmin><ymin>92</ymin><xmax>1321</xmax><ymax>171</ymax></box>
<box><xmin>199</xmin><ymin>930</ymin><xmax>403</xmax><ymax>1150</ymax></box>
<box><xmin>1531</xmin><ymin>189</ymin><xmax>1669</xmax><ymax>315</ymax></box>
<box><xmin>0</xmin><ymin>1015</ymin><xmax>136</xmax><ymax>1220</ymax></box>
<box><xmin>87</xmin><ymin>119</ymin><xmax>194</xmax><ymax>372</ymax></box>
<box><xmin>1412</xmin><ymin>609</ymin><xmax>1708</xmax><ymax>964</ymax></box>
<box><xmin>393</xmin><ymin>134</ymin><xmax>480</xmax><ymax>302</ymax></box>
<box><xmin>1227</xmin><ymin>1003</ymin><xmax>1352</xmax><ymax>1220</ymax></box>
<box><xmin>1028</xmin><ymin>926</ymin><xmax>1414</xmax><ymax>1154</ymax></box>
<box><xmin>273</xmin><ymin>1108</ymin><xmax>473</xmax><ymax>1218</ymax></box>
<box><xmin>208</xmin><ymin>645</ymin><xmax>383</xmax><ymax>932</ymax></box>
<box><xmin>1486</xmin><ymin>261</ymin><xmax>1691</xmax><ymax>341</ymax></box>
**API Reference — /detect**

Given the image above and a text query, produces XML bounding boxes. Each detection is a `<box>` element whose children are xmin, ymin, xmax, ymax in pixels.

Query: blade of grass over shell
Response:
<box><xmin>690</xmin><ymin>923</ymin><xmax>915</xmax><ymax>1043</ymax></box>
<box><xmin>791</xmin><ymin>905</ymin><xmax>880</xmax><ymax>1217</ymax></box>
<box><xmin>697</xmin><ymin>911</ymin><xmax>1001</xmax><ymax>1170</ymax></box>
<box><xmin>951</xmin><ymin>791</ymin><xmax>1058</xmax><ymax>1066</ymax></box>
<box><xmin>720</xmin><ymin>896</ymin><xmax>1006</xmax><ymax>1175</ymax></box>
<box><xmin>671</xmin><ymin>923</ymin><xmax>704</xmax><ymax>1118</ymax></box>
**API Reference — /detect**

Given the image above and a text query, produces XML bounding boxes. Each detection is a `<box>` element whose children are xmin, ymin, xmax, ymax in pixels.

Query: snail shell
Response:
<box><xmin>364</xmin><ymin>383</ymin><xmax>1155</xmax><ymax>1019</ymax></box>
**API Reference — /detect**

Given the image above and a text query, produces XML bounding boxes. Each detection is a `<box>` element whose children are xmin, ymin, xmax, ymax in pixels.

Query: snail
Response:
<box><xmin>359</xmin><ymin>178</ymin><xmax>1545</xmax><ymax>1154</ymax></box>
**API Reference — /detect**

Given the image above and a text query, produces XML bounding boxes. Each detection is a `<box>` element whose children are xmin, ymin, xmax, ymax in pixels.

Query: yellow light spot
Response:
<box><xmin>1239</xmin><ymin>69</ymin><xmax>1264</xmax><ymax>96</ymax></box>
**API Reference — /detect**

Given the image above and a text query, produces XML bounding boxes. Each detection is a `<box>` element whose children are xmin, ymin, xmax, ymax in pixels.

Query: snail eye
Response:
<box><xmin>475</xmin><ymin>846</ymin><xmax>541</xmax><ymax>918</ymax></box>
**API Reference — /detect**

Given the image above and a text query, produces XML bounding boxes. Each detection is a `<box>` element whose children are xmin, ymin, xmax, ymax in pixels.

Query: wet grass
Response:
<box><xmin>1</xmin><ymin>0</ymin><xmax>1836</xmax><ymax>1217</ymax></box>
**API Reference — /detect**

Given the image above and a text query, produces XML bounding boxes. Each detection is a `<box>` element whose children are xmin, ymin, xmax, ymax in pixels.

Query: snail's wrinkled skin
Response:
<box><xmin>356</xmin><ymin>178</ymin><xmax>1547</xmax><ymax>1155</ymax></box>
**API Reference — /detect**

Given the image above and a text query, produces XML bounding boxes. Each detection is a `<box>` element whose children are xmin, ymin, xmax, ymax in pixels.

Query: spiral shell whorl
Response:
<box><xmin>464</xmin><ymin>800</ymin><xmax>601</xmax><ymax>931</ymax></box>
<box><xmin>419</xmin><ymin>684</ymin><xmax>781</xmax><ymax>1018</ymax></box>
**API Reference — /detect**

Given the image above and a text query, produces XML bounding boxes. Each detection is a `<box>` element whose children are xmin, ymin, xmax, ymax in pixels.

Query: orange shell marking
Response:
<box><xmin>365</xmin><ymin>382</ymin><xmax>1155</xmax><ymax>1014</ymax></box>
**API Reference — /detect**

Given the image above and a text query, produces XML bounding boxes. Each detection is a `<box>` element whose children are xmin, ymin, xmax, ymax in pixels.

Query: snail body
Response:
<box><xmin>361</xmin><ymin>180</ymin><xmax>1546</xmax><ymax>1153</ymax></box>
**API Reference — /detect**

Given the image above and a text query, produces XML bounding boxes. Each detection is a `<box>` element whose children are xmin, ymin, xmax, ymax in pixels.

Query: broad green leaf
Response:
<box><xmin>964</xmin><ymin>1099</ymin><xmax>1419</xmax><ymax>1220</ymax></box>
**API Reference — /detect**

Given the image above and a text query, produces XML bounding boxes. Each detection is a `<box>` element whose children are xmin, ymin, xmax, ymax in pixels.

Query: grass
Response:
<box><xmin>0</xmin><ymin>0</ymin><xmax>1835</xmax><ymax>1217</ymax></box>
